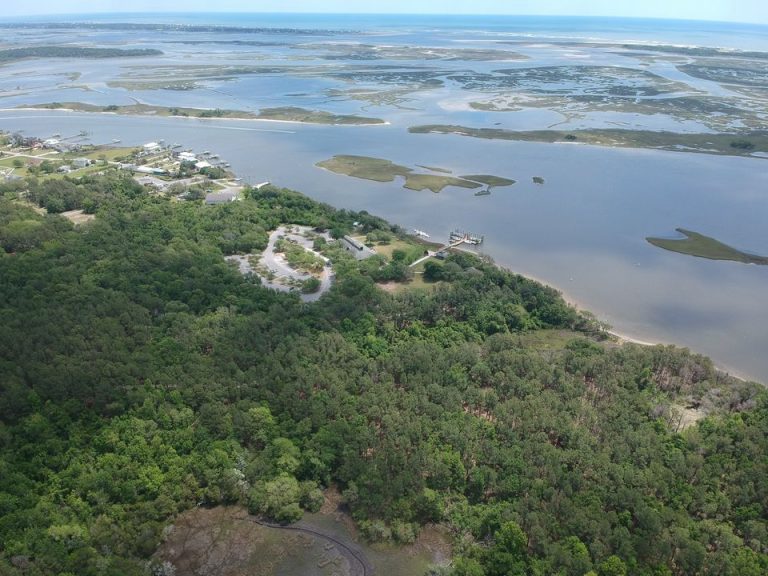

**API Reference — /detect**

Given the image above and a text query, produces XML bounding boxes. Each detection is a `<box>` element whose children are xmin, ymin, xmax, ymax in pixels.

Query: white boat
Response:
<box><xmin>413</xmin><ymin>229</ymin><xmax>430</xmax><ymax>238</ymax></box>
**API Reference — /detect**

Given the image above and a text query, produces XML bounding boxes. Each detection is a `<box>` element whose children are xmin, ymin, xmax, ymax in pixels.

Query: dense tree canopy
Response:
<box><xmin>0</xmin><ymin>173</ymin><xmax>766</xmax><ymax>575</ymax></box>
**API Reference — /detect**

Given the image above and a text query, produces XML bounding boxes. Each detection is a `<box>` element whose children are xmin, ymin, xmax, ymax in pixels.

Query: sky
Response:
<box><xmin>3</xmin><ymin>0</ymin><xmax>768</xmax><ymax>25</ymax></box>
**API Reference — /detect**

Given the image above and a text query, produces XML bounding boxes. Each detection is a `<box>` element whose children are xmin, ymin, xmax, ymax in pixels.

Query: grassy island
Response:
<box><xmin>647</xmin><ymin>228</ymin><xmax>768</xmax><ymax>264</ymax></box>
<box><xmin>21</xmin><ymin>102</ymin><xmax>386</xmax><ymax>125</ymax></box>
<box><xmin>253</xmin><ymin>106</ymin><xmax>386</xmax><ymax>125</ymax></box>
<box><xmin>317</xmin><ymin>155</ymin><xmax>518</xmax><ymax>193</ymax></box>
<box><xmin>461</xmin><ymin>174</ymin><xmax>517</xmax><ymax>187</ymax></box>
<box><xmin>0</xmin><ymin>46</ymin><xmax>162</xmax><ymax>63</ymax></box>
<box><xmin>409</xmin><ymin>124</ymin><xmax>768</xmax><ymax>158</ymax></box>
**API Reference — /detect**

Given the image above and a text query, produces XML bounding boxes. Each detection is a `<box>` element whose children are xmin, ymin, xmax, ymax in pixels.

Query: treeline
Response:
<box><xmin>0</xmin><ymin>174</ymin><xmax>766</xmax><ymax>575</ymax></box>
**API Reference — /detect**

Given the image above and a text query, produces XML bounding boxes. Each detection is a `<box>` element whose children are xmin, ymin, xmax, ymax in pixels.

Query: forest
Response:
<box><xmin>0</xmin><ymin>171</ymin><xmax>766</xmax><ymax>576</ymax></box>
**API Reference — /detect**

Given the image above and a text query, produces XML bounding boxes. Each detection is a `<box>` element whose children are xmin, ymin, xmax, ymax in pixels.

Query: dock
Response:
<box><xmin>409</xmin><ymin>228</ymin><xmax>485</xmax><ymax>268</ymax></box>
<box><xmin>449</xmin><ymin>229</ymin><xmax>484</xmax><ymax>245</ymax></box>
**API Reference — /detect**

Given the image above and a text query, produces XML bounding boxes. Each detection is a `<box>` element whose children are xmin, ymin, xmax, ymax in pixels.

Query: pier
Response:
<box><xmin>409</xmin><ymin>229</ymin><xmax>484</xmax><ymax>268</ymax></box>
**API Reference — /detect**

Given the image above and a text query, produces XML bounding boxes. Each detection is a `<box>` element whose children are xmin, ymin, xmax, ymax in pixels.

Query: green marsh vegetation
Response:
<box><xmin>316</xmin><ymin>155</ymin><xmax>517</xmax><ymax>193</ymax></box>
<box><xmin>0</xmin><ymin>46</ymin><xmax>162</xmax><ymax>63</ymax></box>
<box><xmin>402</xmin><ymin>173</ymin><xmax>481</xmax><ymax>193</ymax></box>
<box><xmin>647</xmin><ymin>228</ymin><xmax>768</xmax><ymax>265</ymax></box>
<box><xmin>22</xmin><ymin>102</ymin><xmax>386</xmax><ymax>125</ymax></box>
<box><xmin>0</xmin><ymin>162</ymin><xmax>767</xmax><ymax>576</ymax></box>
<box><xmin>409</xmin><ymin>124</ymin><xmax>768</xmax><ymax>158</ymax></box>
<box><xmin>460</xmin><ymin>174</ymin><xmax>517</xmax><ymax>187</ymax></box>
<box><xmin>254</xmin><ymin>106</ymin><xmax>386</xmax><ymax>125</ymax></box>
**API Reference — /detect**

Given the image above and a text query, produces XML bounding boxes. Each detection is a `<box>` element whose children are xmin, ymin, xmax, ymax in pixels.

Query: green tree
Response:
<box><xmin>485</xmin><ymin>522</ymin><xmax>530</xmax><ymax>576</ymax></box>
<box><xmin>598</xmin><ymin>555</ymin><xmax>627</xmax><ymax>576</ymax></box>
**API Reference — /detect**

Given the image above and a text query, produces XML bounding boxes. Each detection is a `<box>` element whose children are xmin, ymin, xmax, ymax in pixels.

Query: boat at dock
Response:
<box><xmin>450</xmin><ymin>229</ymin><xmax>484</xmax><ymax>245</ymax></box>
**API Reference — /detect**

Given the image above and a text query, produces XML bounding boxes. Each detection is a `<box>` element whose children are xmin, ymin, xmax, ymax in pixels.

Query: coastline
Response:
<box><xmin>498</xmin><ymin>264</ymin><xmax>755</xmax><ymax>381</ymax></box>
<box><xmin>0</xmin><ymin>113</ymin><xmax>759</xmax><ymax>383</ymax></box>
<box><xmin>0</xmin><ymin>107</ymin><xmax>391</xmax><ymax>127</ymax></box>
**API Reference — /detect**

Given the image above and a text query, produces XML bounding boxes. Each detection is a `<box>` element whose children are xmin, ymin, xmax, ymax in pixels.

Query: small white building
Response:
<box><xmin>143</xmin><ymin>142</ymin><xmax>161</xmax><ymax>153</ymax></box>
<box><xmin>195</xmin><ymin>161</ymin><xmax>212</xmax><ymax>170</ymax></box>
<box><xmin>72</xmin><ymin>158</ymin><xmax>91</xmax><ymax>169</ymax></box>
<box><xmin>134</xmin><ymin>166</ymin><xmax>168</xmax><ymax>175</ymax></box>
<box><xmin>178</xmin><ymin>152</ymin><xmax>197</xmax><ymax>163</ymax></box>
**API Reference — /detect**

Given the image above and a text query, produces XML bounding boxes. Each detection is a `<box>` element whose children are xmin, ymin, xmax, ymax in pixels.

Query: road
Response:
<box><xmin>244</xmin><ymin>225</ymin><xmax>334</xmax><ymax>302</ymax></box>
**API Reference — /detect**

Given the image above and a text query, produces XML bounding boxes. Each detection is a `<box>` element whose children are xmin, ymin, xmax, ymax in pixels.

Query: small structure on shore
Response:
<box><xmin>341</xmin><ymin>235</ymin><xmax>377</xmax><ymax>260</ymax></box>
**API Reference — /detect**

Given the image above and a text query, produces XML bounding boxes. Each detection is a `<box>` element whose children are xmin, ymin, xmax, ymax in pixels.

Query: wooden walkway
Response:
<box><xmin>409</xmin><ymin>237</ymin><xmax>475</xmax><ymax>268</ymax></box>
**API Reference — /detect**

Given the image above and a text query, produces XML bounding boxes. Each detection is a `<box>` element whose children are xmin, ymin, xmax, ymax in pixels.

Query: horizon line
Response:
<box><xmin>0</xmin><ymin>11</ymin><xmax>765</xmax><ymax>27</ymax></box>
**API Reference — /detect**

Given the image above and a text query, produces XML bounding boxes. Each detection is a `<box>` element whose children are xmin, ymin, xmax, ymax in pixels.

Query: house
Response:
<box><xmin>72</xmin><ymin>158</ymin><xmax>90</xmax><ymax>169</ymax></box>
<box><xmin>133</xmin><ymin>166</ymin><xmax>168</xmax><ymax>175</ymax></box>
<box><xmin>195</xmin><ymin>161</ymin><xmax>212</xmax><ymax>170</ymax></box>
<box><xmin>57</xmin><ymin>165</ymin><xmax>72</xmax><ymax>173</ymax></box>
<box><xmin>205</xmin><ymin>191</ymin><xmax>238</xmax><ymax>205</ymax></box>
<box><xmin>178</xmin><ymin>152</ymin><xmax>197</xmax><ymax>163</ymax></box>
<box><xmin>143</xmin><ymin>142</ymin><xmax>161</xmax><ymax>153</ymax></box>
<box><xmin>341</xmin><ymin>235</ymin><xmax>376</xmax><ymax>260</ymax></box>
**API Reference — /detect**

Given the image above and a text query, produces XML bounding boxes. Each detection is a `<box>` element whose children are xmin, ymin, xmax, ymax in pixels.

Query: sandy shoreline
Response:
<box><xmin>504</xmin><ymin>265</ymin><xmax>754</xmax><ymax>380</ymax></box>
<box><xmin>0</xmin><ymin>107</ymin><xmax>390</xmax><ymax>127</ymax></box>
